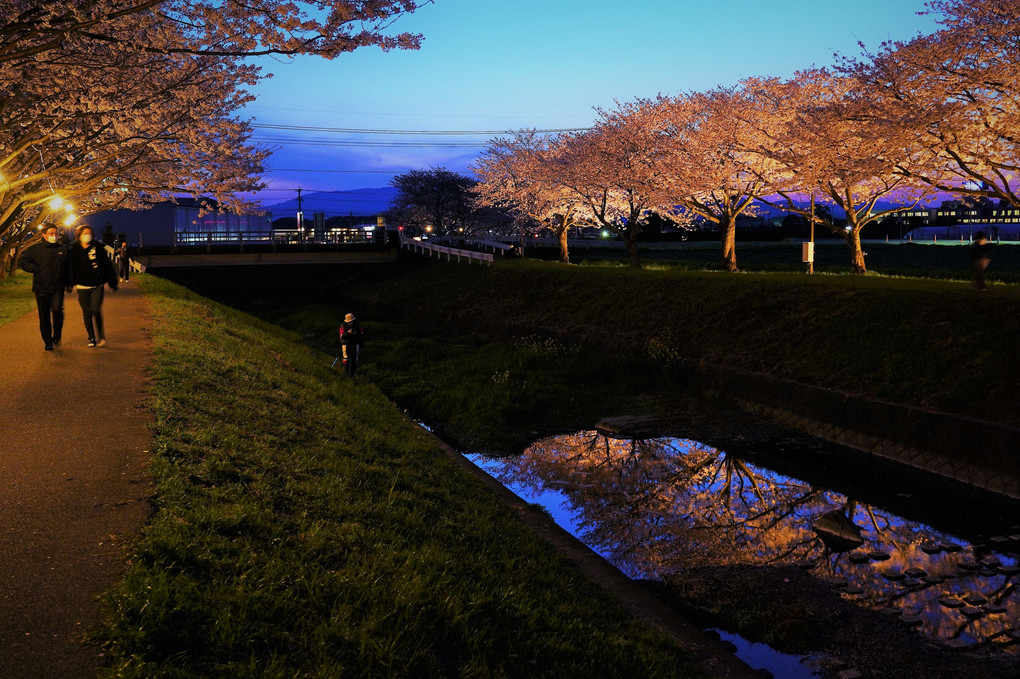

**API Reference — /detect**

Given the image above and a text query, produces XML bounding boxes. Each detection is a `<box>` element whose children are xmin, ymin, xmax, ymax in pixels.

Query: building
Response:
<box><xmin>78</xmin><ymin>197</ymin><xmax>268</xmax><ymax>247</ymax></box>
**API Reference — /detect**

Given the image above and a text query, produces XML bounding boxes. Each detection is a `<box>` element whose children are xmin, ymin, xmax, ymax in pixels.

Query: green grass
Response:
<box><xmin>94</xmin><ymin>274</ymin><xmax>702</xmax><ymax>678</ymax></box>
<box><xmin>330</xmin><ymin>259</ymin><xmax>1020</xmax><ymax>429</ymax></box>
<box><xmin>0</xmin><ymin>273</ymin><xmax>34</xmax><ymax>325</ymax></box>
<box><xmin>257</xmin><ymin>304</ymin><xmax>690</xmax><ymax>455</ymax></box>
<box><xmin>530</xmin><ymin>240</ymin><xmax>1020</xmax><ymax>282</ymax></box>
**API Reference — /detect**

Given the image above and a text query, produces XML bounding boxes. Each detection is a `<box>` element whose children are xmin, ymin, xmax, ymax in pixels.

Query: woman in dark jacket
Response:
<box><xmin>65</xmin><ymin>225</ymin><xmax>118</xmax><ymax>347</ymax></box>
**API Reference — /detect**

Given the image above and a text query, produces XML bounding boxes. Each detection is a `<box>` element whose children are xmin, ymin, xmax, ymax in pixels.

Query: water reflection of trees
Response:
<box><xmin>489</xmin><ymin>432</ymin><xmax>1019</xmax><ymax>651</ymax></box>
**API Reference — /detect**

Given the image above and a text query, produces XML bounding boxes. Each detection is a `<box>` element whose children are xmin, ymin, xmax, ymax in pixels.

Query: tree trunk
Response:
<box><xmin>0</xmin><ymin>242</ymin><xmax>13</xmax><ymax>281</ymax></box>
<box><xmin>846</xmin><ymin>228</ymin><xmax>867</xmax><ymax>273</ymax></box>
<box><xmin>557</xmin><ymin>227</ymin><xmax>569</xmax><ymax>264</ymax></box>
<box><xmin>625</xmin><ymin>230</ymin><xmax>641</xmax><ymax>268</ymax></box>
<box><xmin>721</xmin><ymin>215</ymin><xmax>738</xmax><ymax>272</ymax></box>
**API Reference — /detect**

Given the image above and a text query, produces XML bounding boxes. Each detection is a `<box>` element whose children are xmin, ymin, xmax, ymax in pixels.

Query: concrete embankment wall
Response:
<box><xmin>690</xmin><ymin>363</ymin><xmax>1020</xmax><ymax>500</ymax></box>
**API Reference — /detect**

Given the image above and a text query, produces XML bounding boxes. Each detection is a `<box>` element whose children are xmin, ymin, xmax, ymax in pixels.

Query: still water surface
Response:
<box><xmin>468</xmin><ymin>432</ymin><xmax>1020</xmax><ymax>654</ymax></box>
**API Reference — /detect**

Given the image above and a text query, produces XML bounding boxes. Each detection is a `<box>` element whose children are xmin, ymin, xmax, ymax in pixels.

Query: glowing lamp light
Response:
<box><xmin>48</xmin><ymin>195</ymin><xmax>65</xmax><ymax>211</ymax></box>
<box><xmin>62</xmin><ymin>213</ymin><xmax>77</xmax><ymax>227</ymax></box>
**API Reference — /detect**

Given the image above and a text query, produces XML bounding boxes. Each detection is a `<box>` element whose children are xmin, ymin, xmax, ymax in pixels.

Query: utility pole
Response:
<box><xmin>807</xmin><ymin>194</ymin><xmax>815</xmax><ymax>274</ymax></box>
<box><xmin>296</xmin><ymin>187</ymin><xmax>303</xmax><ymax>242</ymax></box>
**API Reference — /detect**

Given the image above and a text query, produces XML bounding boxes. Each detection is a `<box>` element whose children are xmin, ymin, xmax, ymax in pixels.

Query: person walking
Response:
<box><xmin>66</xmin><ymin>225</ymin><xmax>118</xmax><ymax>347</ymax></box>
<box><xmin>971</xmin><ymin>231</ymin><xmax>994</xmax><ymax>291</ymax></box>
<box><xmin>19</xmin><ymin>223</ymin><xmax>68</xmax><ymax>350</ymax></box>
<box><xmin>338</xmin><ymin>313</ymin><xmax>365</xmax><ymax>376</ymax></box>
<box><xmin>117</xmin><ymin>241</ymin><xmax>131</xmax><ymax>282</ymax></box>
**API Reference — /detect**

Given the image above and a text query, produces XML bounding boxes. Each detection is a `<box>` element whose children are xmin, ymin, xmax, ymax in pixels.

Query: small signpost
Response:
<box><xmin>804</xmin><ymin>194</ymin><xmax>815</xmax><ymax>274</ymax></box>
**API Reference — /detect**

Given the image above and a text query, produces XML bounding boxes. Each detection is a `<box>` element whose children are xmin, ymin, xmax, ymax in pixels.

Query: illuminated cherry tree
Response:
<box><xmin>474</xmin><ymin>130</ymin><xmax>585</xmax><ymax>263</ymax></box>
<box><xmin>622</xmin><ymin>89</ymin><xmax>778</xmax><ymax>272</ymax></box>
<box><xmin>556</xmin><ymin>114</ymin><xmax>656</xmax><ymax>269</ymax></box>
<box><xmin>0</xmin><ymin>1</ymin><xmax>428</xmax><ymax>275</ymax></box>
<box><xmin>742</xmin><ymin>70</ymin><xmax>942</xmax><ymax>273</ymax></box>
<box><xmin>858</xmin><ymin>0</ymin><xmax>1020</xmax><ymax>207</ymax></box>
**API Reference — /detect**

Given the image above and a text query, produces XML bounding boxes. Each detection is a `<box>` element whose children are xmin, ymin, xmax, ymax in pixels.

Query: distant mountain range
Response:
<box><xmin>263</xmin><ymin>187</ymin><xmax>397</xmax><ymax>218</ymax></box>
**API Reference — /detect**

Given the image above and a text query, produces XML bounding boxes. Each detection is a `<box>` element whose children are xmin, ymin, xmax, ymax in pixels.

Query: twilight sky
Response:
<box><xmin>244</xmin><ymin>0</ymin><xmax>940</xmax><ymax>206</ymax></box>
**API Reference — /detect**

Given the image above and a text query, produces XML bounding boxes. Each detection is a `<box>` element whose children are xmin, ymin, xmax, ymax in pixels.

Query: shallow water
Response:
<box><xmin>467</xmin><ymin>432</ymin><xmax>1020</xmax><ymax>655</ymax></box>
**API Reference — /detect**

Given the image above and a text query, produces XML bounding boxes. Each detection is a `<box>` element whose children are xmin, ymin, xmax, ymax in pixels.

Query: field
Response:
<box><xmin>526</xmin><ymin>239</ymin><xmax>1020</xmax><ymax>282</ymax></box>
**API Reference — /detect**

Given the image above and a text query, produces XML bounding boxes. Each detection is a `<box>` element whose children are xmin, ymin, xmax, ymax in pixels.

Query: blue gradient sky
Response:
<box><xmin>245</xmin><ymin>0</ymin><xmax>939</xmax><ymax>205</ymax></box>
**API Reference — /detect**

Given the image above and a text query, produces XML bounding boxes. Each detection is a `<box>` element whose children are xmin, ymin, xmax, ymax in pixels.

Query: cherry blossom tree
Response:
<box><xmin>857</xmin><ymin>0</ymin><xmax>1020</xmax><ymax>207</ymax></box>
<box><xmin>742</xmin><ymin>70</ymin><xmax>942</xmax><ymax>273</ymax></box>
<box><xmin>556</xmin><ymin>115</ymin><xmax>655</xmax><ymax>269</ymax></box>
<box><xmin>0</xmin><ymin>41</ymin><xmax>266</xmax><ymax>271</ymax></box>
<box><xmin>0</xmin><ymin>1</ymin><xmax>429</xmax><ymax>277</ymax></box>
<box><xmin>625</xmin><ymin>89</ymin><xmax>778</xmax><ymax>272</ymax></box>
<box><xmin>474</xmin><ymin>130</ymin><xmax>584</xmax><ymax>263</ymax></box>
<box><xmin>0</xmin><ymin>1</ymin><xmax>427</xmax><ymax>63</ymax></box>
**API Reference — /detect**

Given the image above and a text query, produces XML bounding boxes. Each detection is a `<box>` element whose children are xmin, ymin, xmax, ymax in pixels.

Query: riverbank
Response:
<box><xmin>86</xmin><ymin>274</ymin><xmax>718</xmax><ymax>678</ymax></box>
<box><xmin>250</xmin><ymin>259</ymin><xmax>1020</xmax><ymax>678</ymax></box>
<box><xmin>341</xmin><ymin>258</ymin><xmax>1020</xmax><ymax>430</ymax></box>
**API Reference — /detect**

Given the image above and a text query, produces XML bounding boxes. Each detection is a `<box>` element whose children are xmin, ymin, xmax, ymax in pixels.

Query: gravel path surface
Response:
<box><xmin>0</xmin><ymin>283</ymin><xmax>153</xmax><ymax>678</ymax></box>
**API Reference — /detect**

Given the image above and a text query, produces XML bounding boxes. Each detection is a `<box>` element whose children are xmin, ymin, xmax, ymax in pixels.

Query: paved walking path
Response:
<box><xmin>0</xmin><ymin>283</ymin><xmax>153</xmax><ymax>678</ymax></box>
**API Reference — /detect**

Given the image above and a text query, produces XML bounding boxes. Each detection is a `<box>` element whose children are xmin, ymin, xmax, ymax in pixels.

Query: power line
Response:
<box><xmin>253</xmin><ymin>123</ymin><xmax>589</xmax><ymax>135</ymax></box>
<box><xmin>268</xmin><ymin>168</ymin><xmax>404</xmax><ymax>174</ymax></box>
<box><xmin>252</xmin><ymin>137</ymin><xmax>485</xmax><ymax>148</ymax></box>
<box><xmin>267</xmin><ymin>169</ymin><xmax>474</xmax><ymax>174</ymax></box>
<box><xmin>246</xmin><ymin>105</ymin><xmax>593</xmax><ymax>121</ymax></box>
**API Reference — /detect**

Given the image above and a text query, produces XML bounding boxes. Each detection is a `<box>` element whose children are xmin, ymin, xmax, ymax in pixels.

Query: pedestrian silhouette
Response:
<box><xmin>970</xmin><ymin>231</ymin><xmax>994</xmax><ymax>290</ymax></box>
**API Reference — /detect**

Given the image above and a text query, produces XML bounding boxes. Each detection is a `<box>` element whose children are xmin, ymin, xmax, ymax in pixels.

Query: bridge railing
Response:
<box><xmin>400</xmin><ymin>237</ymin><xmax>493</xmax><ymax>265</ymax></box>
<box><xmin>103</xmin><ymin>244</ymin><xmax>146</xmax><ymax>274</ymax></box>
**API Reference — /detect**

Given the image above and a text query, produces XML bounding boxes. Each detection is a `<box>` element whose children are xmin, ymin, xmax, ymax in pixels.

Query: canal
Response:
<box><xmin>467</xmin><ymin>430</ymin><xmax>1020</xmax><ymax>675</ymax></box>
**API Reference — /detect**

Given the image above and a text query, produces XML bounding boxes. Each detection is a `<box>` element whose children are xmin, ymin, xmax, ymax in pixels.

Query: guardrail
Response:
<box><xmin>465</xmin><ymin>238</ymin><xmax>515</xmax><ymax>253</ymax></box>
<box><xmin>401</xmin><ymin>237</ymin><xmax>493</xmax><ymax>265</ymax></box>
<box><xmin>104</xmin><ymin>244</ymin><xmax>146</xmax><ymax>274</ymax></box>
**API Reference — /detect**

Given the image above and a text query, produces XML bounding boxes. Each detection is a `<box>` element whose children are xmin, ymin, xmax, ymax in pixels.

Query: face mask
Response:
<box><xmin>81</xmin><ymin>234</ymin><xmax>93</xmax><ymax>244</ymax></box>
<box><xmin>45</xmin><ymin>235</ymin><xmax>58</xmax><ymax>244</ymax></box>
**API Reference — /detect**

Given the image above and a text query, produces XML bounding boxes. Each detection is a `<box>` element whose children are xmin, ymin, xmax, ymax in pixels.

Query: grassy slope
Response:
<box><xmin>94</xmin><ymin>275</ymin><xmax>701</xmax><ymax>678</ymax></box>
<box><xmin>262</xmin><ymin>306</ymin><xmax>687</xmax><ymax>455</ymax></box>
<box><xmin>347</xmin><ymin>260</ymin><xmax>1020</xmax><ymax>428</ymax></box>
<box><xmin>0</xmin><ymin>274</ymin><xmax>34</xmax><ymax>324</ymax></box>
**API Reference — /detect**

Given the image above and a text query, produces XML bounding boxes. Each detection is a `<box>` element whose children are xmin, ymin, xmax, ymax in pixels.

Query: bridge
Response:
<box><xmin>134</xmin><ymin>248</ymin><xmax>398</xmax><ymax>269</ymax></box>
<box><xmin>126</xmin><ymin>232</ymin><xmax>518</xmax><ymax>270</ymax></box>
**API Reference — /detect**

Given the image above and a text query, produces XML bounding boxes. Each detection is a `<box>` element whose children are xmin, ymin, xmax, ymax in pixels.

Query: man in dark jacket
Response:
<box><xmin>19</xmin><ymin>223</ymin><xmax>68</xmax><ymax>350</ymax></box>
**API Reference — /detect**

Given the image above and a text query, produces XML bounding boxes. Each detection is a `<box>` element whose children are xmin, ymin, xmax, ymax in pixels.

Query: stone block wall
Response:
<box><xmin>688</xmin><ymin>363</ymin><xmax>1020</xmax><ymax>500</ymax></box>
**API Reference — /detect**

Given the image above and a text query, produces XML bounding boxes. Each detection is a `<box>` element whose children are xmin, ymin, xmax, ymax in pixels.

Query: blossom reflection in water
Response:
<box><xmin>470</xmin><ymin>432</ymin><xmax>1020</xmax><ymax>653</ymax></box>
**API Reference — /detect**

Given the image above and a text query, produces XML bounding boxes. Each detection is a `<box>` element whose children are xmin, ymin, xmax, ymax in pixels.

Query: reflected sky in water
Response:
<box><xmin>467</xmin><ymin>432</ymin><xmax>1020</xmax><ymax>654</ymax></box>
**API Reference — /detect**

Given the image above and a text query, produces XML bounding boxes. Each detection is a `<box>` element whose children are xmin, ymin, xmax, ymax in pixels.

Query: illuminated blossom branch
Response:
<box><xmin>0</xmin><ymin>1</ymin><xmax>428</xmax><ymax>63</ymax></box>
<box><xmin>855</xmin><ymin>0</ymin><xmax>1020</xmax><ymax>206</ymax></box>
